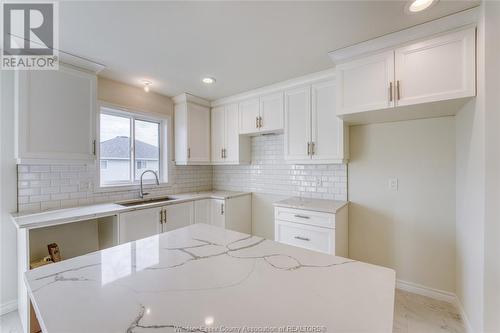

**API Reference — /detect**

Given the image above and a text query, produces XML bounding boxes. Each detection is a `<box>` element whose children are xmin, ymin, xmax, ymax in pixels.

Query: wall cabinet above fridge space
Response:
<box><xmin>335</xmin><ymin>26</ymin><xmax>476</xmax><ymax>124</ymax></box>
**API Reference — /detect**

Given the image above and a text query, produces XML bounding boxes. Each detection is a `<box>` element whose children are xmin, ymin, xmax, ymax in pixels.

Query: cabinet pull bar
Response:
<box><xmin>256</xmin><ymin>116</ymin><xmax>259</xmax><ymax>129</ymax></box>
<box><xmin>220</xmin><ymin>203</ymin><xmax>224</xmax><ymax>215</ymax></box>
<box><xmin>294</xmin><ymin>214</ymin><xmax>310</xmax><ymax>219</ymax></box>
<box><xmin>396</xmin><ymin>80</ymin><xmax>401</xmax><ymax>100</ymax></box>
<box><xmin>259</xmin><ymin>116</ymin><xmax>263</xmax><ymax>128</ymax></box>
<box><xmin>187</xmin><ymin>148</ymin><xmax>191</xmax><ymax>159</ymax></box>
<box><xmin>311</xmin><ymin>142</ymin><xmax>315</xmax><ymax>155</ymax></box>
<box><xmin>92</xmin><ymin>140</ymin><xmax>96</xmax><ymax>156</ymax></box>
<box><xmin>221</xmin><ymin>148</ymin><xmax>224</xmax><ymax>159</ymax></box>
<box><xmin>294</xmin><ymin>236</ymin><xmax>310</xmax><ymax>241</ymax></box>
<box><xmin>163</xmin><ymin>209</ymin><xmax>167</xmax><ymax>224</ymax></box>
<box><xmin>307</xmin><ymin>142</ymin><xmax>311</xmax><ymax>156</ymax></box>
<box><xmin>389</xmin><ymin>82</ymin><xmax>393</xmax><ymax>102</ymax></box>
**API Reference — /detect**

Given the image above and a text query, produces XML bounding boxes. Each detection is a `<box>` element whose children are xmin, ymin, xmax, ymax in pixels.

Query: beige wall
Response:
<box><xmin>98</xmin><ymin>77</ymin><xmax>173</xmax><ymax>116</ymax></box>
<box><xmin>348</xmin><ymin>117</ymin><xmax>456</xmax><ymax>293</ymax></box>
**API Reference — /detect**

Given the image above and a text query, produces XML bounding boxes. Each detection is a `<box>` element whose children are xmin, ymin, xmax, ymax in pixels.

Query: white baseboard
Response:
<box><xmin>396</xmin><ymin>279</ymin><xmax>456</xmax><ymax>303</ymax></box>
<box><xmin>396</xmin><ymin>279</ymin><xmax>473</xmax><ymax>333</ymax></box>
<box><xmin>0</xmin><ymin>299</ymin><xmax>17</xmax><ymax>316</ymax></box>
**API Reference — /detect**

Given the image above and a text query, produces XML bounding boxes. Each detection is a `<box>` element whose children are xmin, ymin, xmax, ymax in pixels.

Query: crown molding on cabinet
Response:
<box><xmin>211</xmin><ymin>68</ymin><xmax>336</xmax><ymax>107</ymax></box>
<box><xmin>328</xmin><ymin>6</ymin><xmax>479</xmax><ymax>64</ymax></box>
<box><xmin>173</xmin><ymin>93</ymin><xmax>211</xmax><ymax>107</ymax></box>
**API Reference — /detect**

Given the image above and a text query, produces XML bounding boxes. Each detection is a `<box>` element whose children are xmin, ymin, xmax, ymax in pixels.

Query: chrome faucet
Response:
<box><xmin>139</xmin><ymin>170</ymin><xmax>160</xmax><ymax>198</ymax></box>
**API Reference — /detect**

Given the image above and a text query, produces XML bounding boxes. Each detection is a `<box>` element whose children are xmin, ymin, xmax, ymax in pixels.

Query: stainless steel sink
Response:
<box><xmin>117</xmin><ymin>196</ymin><xmax>178</xmax><ymax>207</ymax></box>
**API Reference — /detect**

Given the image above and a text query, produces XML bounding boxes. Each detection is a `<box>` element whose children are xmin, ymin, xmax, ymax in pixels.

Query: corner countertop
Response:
<box><xmin>11</xmin><ymin>190</ymin><xmax>250</xmax><ymax>230</ymax></box>
<box><xmin>26</xmin><ymin>224</ymin><xmax>396</xmax><ymax>333</ymax></box>
<box><xmin>274</xmin><ymin>197</ymin><xmax>348</xmax><ymax>214</ymax></box>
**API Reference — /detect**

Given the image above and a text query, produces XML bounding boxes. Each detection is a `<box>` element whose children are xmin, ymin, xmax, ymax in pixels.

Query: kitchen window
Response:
<box><xmin>99</xmin><ymin>106</ymin><xmax>166</xmax><ymax>187</ymax></box>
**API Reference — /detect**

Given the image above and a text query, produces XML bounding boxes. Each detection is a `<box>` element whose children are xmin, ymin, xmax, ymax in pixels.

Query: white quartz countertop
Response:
<box><xmin>12</xmin><ymin>190</ymin><xmax>250</xmax><ymax>229</ymax></box>
<box><xmin>26</xmin><ymin>224</ymin><xmax>395</xmax><ymax>333</ymax></box>
<box><xmin>274</xmin><ymin>197</ymin><xmax>348</xmax><ymax>214</ymax></box>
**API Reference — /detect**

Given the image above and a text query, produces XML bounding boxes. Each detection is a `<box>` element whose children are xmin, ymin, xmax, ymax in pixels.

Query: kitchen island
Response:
<box><xmin>25</xmin><ymin>223</ymin><xmax>395</xmax><ymax>333</ymax></box>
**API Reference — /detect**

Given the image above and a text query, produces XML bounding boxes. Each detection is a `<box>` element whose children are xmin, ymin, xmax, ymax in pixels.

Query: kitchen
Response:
<box><xmin>1</xmin><ymin>1</ymin><xmax>499</xmax><ymax>333</ymax></box>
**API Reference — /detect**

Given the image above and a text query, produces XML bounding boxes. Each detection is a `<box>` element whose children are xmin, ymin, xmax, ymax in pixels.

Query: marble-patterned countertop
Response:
<box><xmin>26</xmin><ymin>224</ymin><xmax>395</xmax><ymax>333</ymax></box>
<box><xmin>12</xmin><ymin>190</ymin><xmax>250</xmax><ymax>230</ymax></box>
<box><xmin>274</xmin><ymin>197</ymin><xmax>348</xmax><ymax>214</ymax></box>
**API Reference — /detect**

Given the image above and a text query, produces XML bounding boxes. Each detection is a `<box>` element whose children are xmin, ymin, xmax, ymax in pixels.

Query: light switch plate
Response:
<box><xmin>389</xmin><ymin>178</ymin><xmax>398</xmax><ymax>191</ymax></box>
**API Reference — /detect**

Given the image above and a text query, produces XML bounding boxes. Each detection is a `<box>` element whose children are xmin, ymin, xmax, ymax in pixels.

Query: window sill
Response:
<box><xmin>94</xmin><ymin>182</ymin><xmax>171</xmax><ymax>194</ymax></box>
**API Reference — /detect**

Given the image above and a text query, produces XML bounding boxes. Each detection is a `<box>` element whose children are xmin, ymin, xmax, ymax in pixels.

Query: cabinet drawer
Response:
<box><xmin>275</xmin><ymin>207</ymin><xmax>335</xmax><ymax>228</ymax></box>
<box><xmin>275</xmin><ymin>220</ymin><xmax>333</xmax><ymax>254</ymax></box>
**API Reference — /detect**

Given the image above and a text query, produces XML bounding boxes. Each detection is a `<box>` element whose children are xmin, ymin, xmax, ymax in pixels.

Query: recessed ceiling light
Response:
<box><xmin>405</xmin><ymin>0</ymin><xmax>438</xmax><ymax>14</ymax></box>
<box><xmin>142</xmin><ymin>80</ymin><xmax>152</xmax><ymax>92</ymax></box>
<box><xmin>202</xmin><ymin>77</ymin><xmax>216</xmax><ymax>84</ymax></box>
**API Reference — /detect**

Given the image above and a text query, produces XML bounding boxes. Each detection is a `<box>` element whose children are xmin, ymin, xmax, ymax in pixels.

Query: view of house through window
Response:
<box><xmin>100</xmin><ymin>108</ymin><xmax>161</xmax><ymax>186</ymax></box>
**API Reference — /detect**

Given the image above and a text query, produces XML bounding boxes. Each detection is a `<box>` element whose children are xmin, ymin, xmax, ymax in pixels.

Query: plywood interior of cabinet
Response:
<box><xmin>29</xmin><ymin>217</ymin><xmax>118</xmax><ymax>263</ymax></box>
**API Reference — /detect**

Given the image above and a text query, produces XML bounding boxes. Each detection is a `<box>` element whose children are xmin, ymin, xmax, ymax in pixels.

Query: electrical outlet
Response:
<box><xmin>389</xmin><ymin>178</ymin><xmax>398</xmax><ymax>191</ymax></box>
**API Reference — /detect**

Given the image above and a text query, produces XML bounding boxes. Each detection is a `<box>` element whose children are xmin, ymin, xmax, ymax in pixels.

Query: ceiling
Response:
<box><xmin>58</xmin><ymin>1</ymin><xmax>480</xmax><ymax>101</ymax></box>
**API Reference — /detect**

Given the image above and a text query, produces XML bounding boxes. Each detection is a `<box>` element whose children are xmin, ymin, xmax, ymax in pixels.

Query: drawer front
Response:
<box><xmin>275</xmin><ymin>220</ymin><xmax>334</xmax><ymax>255</ymax></box>
<box><xmin>275</xmin><ymin>207</ymin><xmax>335</xmax><ymax>228</ymax></box>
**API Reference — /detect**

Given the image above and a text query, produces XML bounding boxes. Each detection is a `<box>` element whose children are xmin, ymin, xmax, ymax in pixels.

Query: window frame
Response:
<box><xmin>96</xmin><ymin>102</ymin><xmax>170</xmax><ymax>191</ymax></box>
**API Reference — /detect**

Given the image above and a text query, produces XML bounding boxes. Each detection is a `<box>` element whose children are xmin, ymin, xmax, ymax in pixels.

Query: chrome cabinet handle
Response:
<box><xmin>294</xmin><ymin>214</ymin><xmax>310</xmax><ymax>219</ymax></box>
<box><xmin>259</xmin><ymin>116</ymin><xmax>263</xmax><ymax>128</ymax></box>
<box><xmin>164</xmin><ymin>209</ymin><xmax>167</xmax><ymax>223</ymax></box>
<box><xmin>311</xmin><ymin>142</ymin><xmax>315</xmax><ymax>155</ymax></box>
<box><xmin>294</xmin><ymin>236</ymin><xmax>310</xmax><ymax>241</ymax></box>
<box><xmin>187</xmin><ymin>148</ymin><xmax>191</xmax><ymax>159</ymax></box>
<box><xmin>389</xmin><ymin>82</ymin><xmax>393</xmax><ymax>102</ymax></box>
<box><xmin>220</xmin><ymin>203</ymin><xmax>224</xmax><ymax>215</ymax></box>
<box><xmin>256</xmin><ymin>116</ymin><xmax>259</xmax><ymax>129</ymax></box>
<box><xmin>307</xmin><ymin>142</ymin><xmax>311</xmax><ymax>155</ymax></box>
<box><xmin>396</xmin><ymin>80</ymin><xmax>401</xmax><ymax>100</ymax></box>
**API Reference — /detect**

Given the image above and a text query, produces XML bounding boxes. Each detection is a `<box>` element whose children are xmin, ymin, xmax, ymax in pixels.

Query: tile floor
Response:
<box><xmin>0</xmin><ymin>289</ymin><xmax>466</xmax><ymax>333</ymax></box>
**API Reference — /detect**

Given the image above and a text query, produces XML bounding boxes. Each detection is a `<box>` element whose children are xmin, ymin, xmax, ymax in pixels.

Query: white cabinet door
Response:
<box><xmin>164</xmin><ymin>202</ymin><xmax>194</xmax><ymax>232</ymax></box>
<box><xmin>187</xmin><ymin>103</ymin><xmax>211</xmax><ymax>163</ymax></box>
<box><xmin>260</xmin><ymin>92</ymin><xmax>284</xmax><ymax>132</ymax></box>
<box><xmin>284</xmin><ymin>86</ymin><xmax>311</xmax><ymax>161</ymax></box>
<box><xmin>224</xmin><ymin>103</ymin><xmax>240</xmax><ymax>163</ymax></box>
<box><xmin>311</xmin><ymin>80</ymin><xmax>345</xmax><ymax>162</ymax></box>
<box><xmin>336</xmin><ymin>51</ymin><xmax>394</xmax><ymax>115</ymax></box>
<box><xmin>210</xmin><ymin>199</ymin><xmax>226</xmax><ymax>228</ymax></box>
<box><xmin>119</xmin><ymin>207</ymin><xmax>162</xmax><ymax>243</ymax></box>
<box><xmin>238</xmin><ymin>98</ymin><xmax>260</xmax><ymax>134</ymax></box>
<box><xmin>395</xmin><ymin>27</ymin><xmax>475</xmax><ymax>107</ymax></box>
<box><xmin>15</xmin><ymin>65</ymin><xmax>96</xmax><ymax>163</ymax></box>
<box><xmin>194</xmin><ymin>199</ymin><xmax>210</xmax><ymax>224</ymax></box>
<box><xmin>211</xmin><ymin>106</ymin><xmax>225</xmax><ymax>163</ymax></box>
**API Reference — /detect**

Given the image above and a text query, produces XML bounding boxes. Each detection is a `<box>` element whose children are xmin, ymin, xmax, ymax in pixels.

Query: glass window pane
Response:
<box><xmin>100</xmin><ymin>113</ymin><xmax>131</xmax><ymax>184</ymax></box>
<box><xmin>134</xmin><ymin>119</ymin><xmax>160</xmax><ymax>181</ymax></box>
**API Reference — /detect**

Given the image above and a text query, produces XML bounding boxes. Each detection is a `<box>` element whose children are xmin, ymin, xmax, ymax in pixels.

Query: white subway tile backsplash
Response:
<box><xmin>214</xmin><ymin>135</ymin><xmax>347</xmax><ymax>201</ymax></box>
<box><xmin>17</xmin><ymin>162</ymin><xmax>213</xmax><ymax>213</ymax></box>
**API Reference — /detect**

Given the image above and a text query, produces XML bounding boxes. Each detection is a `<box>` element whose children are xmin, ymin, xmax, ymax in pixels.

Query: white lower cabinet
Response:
<box><xmin>194</xmin><ymin>195</ymin><xmax>252</xmax><ymax>234</ymax></box>
<box><xmin>119</xmin><ymin>195</ymin><xmax>251</xmax><ymax>243</ymax></box>
<box><xmin>274</xmin><ymin>206</ymin><xmax>348</xmax><ymax>256</ymax></box>
<box><xmin>119</xmin><ymin>202</ymin><xmax>194</xmax><ymax>243</ymax></box>
<box><xmin>119</xmin><ymin>207</ymin><xmax>163</xmax><ymax>243</ymax></box>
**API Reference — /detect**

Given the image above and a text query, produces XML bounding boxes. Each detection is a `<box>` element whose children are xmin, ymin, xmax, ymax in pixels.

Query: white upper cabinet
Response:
<box><xmin>211</xmin><ymin>106</ymin><xmax>226</xmax><ymax>163</ymax></box>
<box><xmin>238</xmin><ymin>93</ymin><xmax>284</xmax><ymax>135</ymax></box>
<box><xmin>211</xmin><ymin>103</ymin><xmax>251</xmax><ymax>165</ymax></box>
<box><xmin>284</xmin><ymin>86</ymin><xmax>311</xmax><ymax>162</ymax></box>
<box><xmin>174</xmin><ymin>94</ymin><xmax>211</xmax><ymax>165</ymax></box>
<box><xmin>335</xmin><ymin>27</ymin><xmax>476</xmax><ymax>123</ymax></box>
<box><xmin>311</xmin><ymin>81</ymin><xmax>348</xmax><ymax>162</ymax></box>
<box><xmin>284</xmin><ymin>80</ymin><xmax>348</xmax><ymax>164</ymax></box>
<box><xmin>259</xmin><ymin>92</ymin><xmax>284</xmax><ymax>132</ymax></box>
<box><xmin>238</xmin><ymin>98</ymin><xmax>260</xmax><ymax>134</ymax></box>
<box><xmin>336</xmin><ymin>51</ymin><xmax>395</xmax><ymax>116</ymax></box>
<box><xmin>394</xmin><ymin>27</ymin><xmax>475</xmax><ymax>107</ymax></box>
<box><xmin>15</xmin><ymin>64</ymin><xmax>97</xmax><ymax>164</ymax></box>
